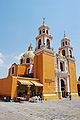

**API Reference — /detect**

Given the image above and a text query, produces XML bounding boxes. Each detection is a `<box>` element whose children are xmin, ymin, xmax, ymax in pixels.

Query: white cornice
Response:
<box><xmin>67</xmin><ymin>57</ymin><xmax>75</xmax><ymax>63</ymax></box>
<box><xmin>61</xmin><ymin>46</ymin><xmax>73</xmax><ymax>50</ymax></box>
<box><xmin>55</xmin><ymin>69</ymin><xmax>69</xmax><ymax>78</ymax></box>
<box><xmin>34</xmin><ymin>47</ymin><xmax>54</xmax><ymax>56</ymax></box>
<box><xmin>38</xmin><ymin>25</ymin><xmax>50</xmax><ymax>30</ymax></box>
<box><xmin>36</xmin><ymin>34</ymin><xmax>53</xmax><ymax>40</ymax></box>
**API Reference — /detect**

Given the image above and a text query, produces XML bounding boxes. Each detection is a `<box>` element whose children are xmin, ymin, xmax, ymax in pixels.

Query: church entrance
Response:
<box><xmin>61</xmin><ymin>79</ymin><xmax>65</xmax><ymax>97</ymax></box>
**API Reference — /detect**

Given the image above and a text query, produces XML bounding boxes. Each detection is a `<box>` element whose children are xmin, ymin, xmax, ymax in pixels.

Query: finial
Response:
<box><xmin>64</xmin><ymin>31</ymin><xmax>66</xmax><ymax>38</ymax></box>
<box><xmin>30</xmin><ymin>43</ymin><xmax>32</xmax><ymax>47</ymax></box>
<box><xmin>43</xmin><ymin>18</ymin><xmax>45</xmax><ymax>26</ymax></box>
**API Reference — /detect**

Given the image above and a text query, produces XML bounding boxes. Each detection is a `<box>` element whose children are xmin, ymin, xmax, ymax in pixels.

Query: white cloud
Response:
<box><xmin>0</xmin><ymin>52</ymin><xmax>4</xmax><ymax>66</ymax></box>
<box><xmin>0</xmin><ymin>53</ymin><xmax>3</xmax><ymax>58</ymax></box>
<box><xmin>0</xmin><ymin>59</ymin><xmax>3</xmax><ymax>64</ymax></box>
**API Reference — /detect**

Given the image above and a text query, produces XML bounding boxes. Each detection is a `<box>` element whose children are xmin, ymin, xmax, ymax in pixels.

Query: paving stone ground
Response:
<box><xmin>0</xmin><ymin>97</ymin><xmax>80</xmax><ymax>120</ymax></box>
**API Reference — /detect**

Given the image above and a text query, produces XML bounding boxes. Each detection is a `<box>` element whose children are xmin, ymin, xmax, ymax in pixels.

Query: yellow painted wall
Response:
<box><xmin>43</xmin><ymin>53</ymin><xmax>55</xmax><ymax>94</ymax></box>
<box><xmin>11</xmin><ymin>64</ymin><xmax>29</xmax><ymax>76</ymax></box>
<box><xmin>0</xmin><ymin>63</ymin><xmax>32</xmax><ymax>99</ymax></box>
<box><xmin>8</xmin><ymin>64</ymin><xmax>30</xmax><ymax>77</ymax></box>
<box><xmin>0</xmin><ymin>76</ymin><xmax>12</xmax><ymax>97</ymax></box>
<box><xmin>34</xmin><ymin>51</ymin><xmax>56</xmax><ymax>100</ymax></box>
<box><xmin>11</xmin><ymin>77</ymin><xmax>17</xmax><ymax>99</ymax></box>
<box><xmin>68</xmin><ymin>61</ymin><xmax>78</xmax><ymax>94</ymax></box>
<box><xmin>17</xmin><ymin>65</ymin><xmax>27</xmax><ymax>76</ymax></box>
<box><xmin>33</xmin><ymin>53</ymin><xmax>43</xmax><ymax>82</ymax></box>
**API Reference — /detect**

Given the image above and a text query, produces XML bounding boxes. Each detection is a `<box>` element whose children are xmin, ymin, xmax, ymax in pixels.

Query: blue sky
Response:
<box><xmin>0</xmin><ymin>0</ymin><xmax>80</xmax><ymax>79</ymax></box>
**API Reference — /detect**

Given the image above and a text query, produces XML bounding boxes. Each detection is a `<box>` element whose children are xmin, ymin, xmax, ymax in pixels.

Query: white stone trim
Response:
<box><xmin>67</xmin><ymin>76</ymin><xmax>70</xmax><ymax>92</ymax></box>
<box><xmin>45</xmin><ymin>36</ymin><xmax>47</xmax><ymax>46</ymax></box>
<box><xmin>43</xmin><ymin>94</ymin><xmax>56</xmax><ymax>96</ymax></box>
<box><xmin>65</xmin><ymin>61</ymin><xmax>66</xmax><ymax>71</ymax></box>
<box><xmin>59</xmin><ymin>78</ymin><xmax>61</xmax><ymax>92</ymax></box>
<box><xmin>34</xmin><ymin>47</ymin><xmax>54</xmax><ymax>56</ymax></box>
<box><xmin>60</xmin><ymin>78</ymin><xmax>66</xmax><ymax>84</ymax></box>
<box><xmin>25</xmin><ymin>58</ymin><xmax>26</xmax><ymax>64</ymax></box>
<box><xmin>55</xmin><ymin>76</ymin><xmax>58</xmax><ymax>92</ymax></box>
<box><xmin>41</xmin><ymin>36</ymin><xmax>43</xmax><ymax>46</ymax></box>
<box><xmin>50</xmin><ymin>38</ymin><xmax>52</xmax><ymax>49</ymax></box>
<box><xmin>58</xmin><ymin>59</ymin><xmax>60</xmax><ymax>70</ymax></box>
<box><xmin>27</xmin><ymin>67</ymin><xmax>30</xmax><ymax>74</ymax></box>
<box><xmin>29</xmin><ymin>64</ymin><xmax>33</xmax><ymax>74</ymax></box>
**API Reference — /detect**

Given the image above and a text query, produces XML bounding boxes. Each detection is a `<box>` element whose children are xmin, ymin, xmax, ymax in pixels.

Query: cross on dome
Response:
<box><xmin>43</xmin><ymin>18</ymin><xmax>45</xmax><ymax>26</ymax></box>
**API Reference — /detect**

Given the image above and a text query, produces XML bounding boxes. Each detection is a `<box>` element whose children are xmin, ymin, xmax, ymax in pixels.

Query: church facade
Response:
<box><xmin>0</xmin><ymin>20</ymin><xmax>78</xmax><ymax>100</ymax></box>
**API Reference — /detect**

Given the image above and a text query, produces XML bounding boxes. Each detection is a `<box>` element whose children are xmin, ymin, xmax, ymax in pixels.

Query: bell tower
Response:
<box><xmin>36</xmin><ymin>18</ymin><xmax>53</xmax><ymax>51</ymax></box>
<box><xmin>60</xmin><ymin>33</ymin><xmax>73</xmax><ymax>58</ymax></box>
<box><xmin>59</xmin><ymin>33</ymin><xmax>78</xmax><ymax>97</ymax></box>
<box><xmin>34</xmin><ymin>19</ymin><xmax>56</xmax><ymax>100</ymax></box>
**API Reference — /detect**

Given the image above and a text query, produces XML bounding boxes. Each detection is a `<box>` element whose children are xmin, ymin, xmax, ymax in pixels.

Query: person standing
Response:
<box><xmin>40</xmin><ymin>92</ymin><xmax>43</xmax><ymax>103</ymax></box>
<box><xmin>69</xmin><ymin>92</ymin><xmax>71</xmax><ymax>100</ymax></box>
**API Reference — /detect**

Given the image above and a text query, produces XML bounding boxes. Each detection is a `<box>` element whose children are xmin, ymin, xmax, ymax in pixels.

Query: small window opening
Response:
<box><xmin>46</xmin><ymin>30</ymin><xmax>48</xmax><ymax>34</ymax></box>
<box><xmin>26</xmin><ymin>58</ymin><xmax>30</xmax><ymax>63</ymax></box>
<box><xmin>62</xmin><ymin>50</ymin><xmax>65</xmax><ymax>56</ymax></box>
<box><xmin>60</xmin><ymin>62</ymin><xmax>63</xmax><ymax>71</ymax></box>
<box><xmin>21</xmin><ymin>59</ymin><xmax>23</xmax><ymax>64</ymax></box>
<box><xmin>38</xmin><ymin>39</ymin><xmax>41</xmax><ymax>49</ymax></box>
<box><xmin>65</xmin><ymin>41</ymin><xmax>67</xmax><ymax>45</ymax></box>
<box><xmin>47</xmin><ymin>39</ymin><xmax>50</xmax><ymax>49</ymax></box>
<box><xmin>69</xmin><ymin>50</ymin><xmax>72</xmax><ymax>58</ymax></box>
<box><xmin>12</xmin><ymin>67</ymin><xmax>14</xmax><ymax>74</ymax></box>
<box><xmin>63</xmin><ymin>42</ymin><xmax>64</xmax><ymax>46</ymax></box>
<box><xmin>43</xmin><ymin>29</ymin><xmax>45</xmax><ymax>33</ymax></box>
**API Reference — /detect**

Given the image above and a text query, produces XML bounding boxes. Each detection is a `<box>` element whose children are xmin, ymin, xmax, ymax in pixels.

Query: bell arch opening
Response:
<box><xmin>62</xmin><ymin>50</ymin><xmax>65</xmax><ymax>56</ymax></box>
<box><xmin>38</xmin><ymin>39</ymin><xmax>41</xmax><ymax>49</ymax></box>
<box><xmin>47</xmin><ymin>39</ymin><xmax>50</xmax><ymax>49</ymax></box>
<box><xmin>69</xmin><ymin>50</ymin><xmax>72</xmax><ymax>58</ymax></box>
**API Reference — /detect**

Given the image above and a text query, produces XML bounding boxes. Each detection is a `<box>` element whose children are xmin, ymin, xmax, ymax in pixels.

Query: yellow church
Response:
<box><xmin>0</xmin><ymin>19</ymin><xmax>78</xmax><ymax>101</ymax></box>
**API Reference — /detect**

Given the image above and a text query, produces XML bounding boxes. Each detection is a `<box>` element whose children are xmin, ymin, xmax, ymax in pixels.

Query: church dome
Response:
<box><xmin>23</xmin><ymin>43</ymin><xmax>34</xmax><ymax>59</ymax></box>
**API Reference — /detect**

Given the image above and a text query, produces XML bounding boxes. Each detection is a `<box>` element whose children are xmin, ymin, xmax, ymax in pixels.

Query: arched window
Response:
<box><xmin>63</xmin><ymin>42</ymin><xmax>64</xmax><ymax>46</ymax></box>
<box><xmin>47</xmin><ymin>39</ymin><xmax>50</xmax><ymax>49</ymax></box>
<box><xmin>21</xmin><ymin>59</ymin><xmax>23</xmax><ymax>64</ymax></box>
<box><xmin>26</xmin><ymin>58</ymin><xmax>30</xmax><ymax>63</ymax></box>
<box><xmin>61</xmin><ymin>79</ymin><xmax>65</xmax><ymax>97</ymax></box>
<box><xmin>60</xmin><ymin>62</ymin><xmax>63</xmax><ymax>71</ymax></box>
<box><xmin>12</xmin><ymin>67</ymin><xmax>14</xmax><ymax>75</ymax></box>
<box><xmin>38</xmin><ymin>39</ymin><xmax>41</xmax><ymax>49</ymax></box>
<box><xmin>43</xmin><ymin>29</ymin><xmax>45</xmax><ymax>33</ymax></box>
<box><xmin>62</xmin><ymin>50</ymin><xmax>65</xmax><ymax>56</ymax></box>
<box><xmin>46</xmin><ymin>30</ymin><xmax>48</xmax><ymax>34</ymax></box>
<box><xmin>65</xmin><ymin>41</ymin><xmax>67</xmax><ymax>45</ymax></box>
<box><xmin>69</xmin><ymin>50</ymin><xmax>72</xmax><ymax>58</ymax></box>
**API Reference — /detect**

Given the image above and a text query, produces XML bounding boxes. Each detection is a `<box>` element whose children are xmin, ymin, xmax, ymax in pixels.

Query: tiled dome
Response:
<box><xmin>23</xmin><ymin>43</ymin><xmax>34</xmax><ymax>59</ymax></box>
